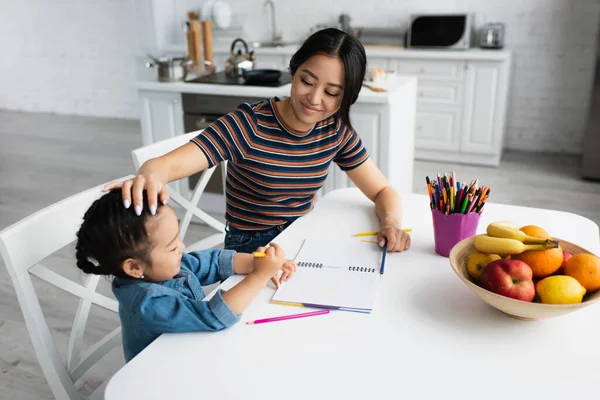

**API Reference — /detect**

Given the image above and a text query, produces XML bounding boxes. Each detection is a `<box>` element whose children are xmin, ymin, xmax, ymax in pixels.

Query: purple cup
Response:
<box><xmin>431</xmin><ymin>209</ymin><xmax>481</xmax><ymax>257</ymax></box>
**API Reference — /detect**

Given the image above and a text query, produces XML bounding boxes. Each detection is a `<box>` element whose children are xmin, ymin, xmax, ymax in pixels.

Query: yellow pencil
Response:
<box><xmin>353</xmin><ymin>229</ymin><xmax>412</xmax><ymax>237</ymax></box>
<box><xmin>252</xmin><ymin>252</ymin><xmax>266</xmax><ymax>257</ymax></box>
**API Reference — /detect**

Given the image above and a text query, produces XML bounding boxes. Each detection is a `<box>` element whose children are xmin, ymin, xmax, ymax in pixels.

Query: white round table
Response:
<box><xmin>105</xmin><ymin>189</ymin><xmax>600</xmax><ymax>400</ymax></box>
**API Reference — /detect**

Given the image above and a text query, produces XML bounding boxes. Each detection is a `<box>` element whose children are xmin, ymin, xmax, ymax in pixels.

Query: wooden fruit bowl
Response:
<box><xmin>449</xmin><ymin>237</ymin><xmax>600</xmax><ymax>320</ymax></box>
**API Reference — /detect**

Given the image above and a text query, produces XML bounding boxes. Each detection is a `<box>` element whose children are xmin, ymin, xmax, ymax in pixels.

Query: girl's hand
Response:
<box><xmin>269</xmin><ymin>259</ymin><xmax>297</xmax><ymax>289</ymax></box>
<box><xmin>280</xmin><ymin>260</ymin><xmax>297</xmax><ymax>282</ymax></box>
<box><xmin>103</xmin><ymin>174</ymin><xmax>170</xmax><ymax>216</ymax></box>
<box><xmin>252</xmin><ymin>243</ymin><xmax>286</xmax><ymax>283</ymax></box>
<box><xmin>378</xmin><ymin>225</ymin><xmax>411</xmax><ymax>252</ymax></box>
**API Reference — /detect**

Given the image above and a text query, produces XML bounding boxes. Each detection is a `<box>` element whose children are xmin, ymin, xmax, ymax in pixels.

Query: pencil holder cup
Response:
<box><xmin>431</xmin><ymin>209</ymin><xmax>481</xmax><ymax>257</ymax></box>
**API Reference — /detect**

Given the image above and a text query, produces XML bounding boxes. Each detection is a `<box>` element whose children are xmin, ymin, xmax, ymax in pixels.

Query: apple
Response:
<box><xmin>562</xmin><ymin>251</ymin><xmax>572</xmax><ymax>268</ymax></box>
<box><xmin>479</xmin><ymin>259</ymin><xmax>535</xmax><ymax>302</ymax></box>
<box><xmin>554</xmin><ymin>251</ymin><xmax>572</xmax><ymax>275</ymax></box>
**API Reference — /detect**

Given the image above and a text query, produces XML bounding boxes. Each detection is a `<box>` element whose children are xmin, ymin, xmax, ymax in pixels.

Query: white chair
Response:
<box><xmin>131</xmin><ymin>131</ymin><xmax>227</xmax><ymax>252</ymax></box>
<box><xmin>0</xmin><ymin>176</ymin><xmax>134</xmax><ymax>400</ymax></box>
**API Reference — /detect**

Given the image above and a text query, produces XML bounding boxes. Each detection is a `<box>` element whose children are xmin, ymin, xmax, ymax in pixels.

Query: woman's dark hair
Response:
<box><xmin>75</xmin><ymin>189</ymin><xmax>157</xmax><ymax>278</ymax></box>
<box><xmin>289</xmin><ymin>28</ymin><xmax>367</xmax><ymax>131</ymax></box>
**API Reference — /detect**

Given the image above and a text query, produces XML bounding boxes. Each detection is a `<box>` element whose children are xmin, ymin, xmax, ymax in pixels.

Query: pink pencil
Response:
<box><xmin>245</xmin><ymin>309</ymin><xmax>330</xmax><ymax>325</ymax></box>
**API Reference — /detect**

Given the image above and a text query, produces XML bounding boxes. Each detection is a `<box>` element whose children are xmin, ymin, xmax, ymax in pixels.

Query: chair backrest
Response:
<box><xmin>0</xmin><ymin>176</ymin><xmax>133</xmax><ymax>400</ymax></box>
<box><xmin>131</xmin><ymin>131</ymin><xmax>226</xmax><ymax>251</ymax></box>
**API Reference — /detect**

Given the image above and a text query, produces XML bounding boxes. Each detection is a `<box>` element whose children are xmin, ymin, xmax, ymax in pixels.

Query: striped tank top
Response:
<box><xmin>190</xmin><ymin>97</ymin><xmax>369</xmax><ymax>230</ymax></box>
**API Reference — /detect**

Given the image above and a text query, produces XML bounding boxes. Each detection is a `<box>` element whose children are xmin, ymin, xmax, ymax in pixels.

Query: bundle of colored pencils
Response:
<box><xmin>426</xmin><ymin>172</ymin><xmax>490</xmax><ymax>215</ymax></box>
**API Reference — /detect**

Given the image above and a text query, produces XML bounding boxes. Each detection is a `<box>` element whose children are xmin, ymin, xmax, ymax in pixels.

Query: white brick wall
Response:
<box><xmin>2</xmin><ymin>0</ymin><xmax>600</xmax><ymax>153</ymax></box>
<box><xmin>0</xmin><ymin>0</ymin><xmax>139</xmax><ymax>119</ymax></box>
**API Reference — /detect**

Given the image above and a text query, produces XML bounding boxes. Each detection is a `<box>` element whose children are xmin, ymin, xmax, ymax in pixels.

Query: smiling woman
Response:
<box><xmin>106</xmin><ymin>28</ymin><xmax>412</xmax><ymax>255</ymax></box>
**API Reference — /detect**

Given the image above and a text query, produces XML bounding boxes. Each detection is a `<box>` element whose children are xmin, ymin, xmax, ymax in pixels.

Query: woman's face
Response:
<box><xmin>289</xmin><ymin>54</ymin><xmax>345</xmax><ymax>129</ymax></box>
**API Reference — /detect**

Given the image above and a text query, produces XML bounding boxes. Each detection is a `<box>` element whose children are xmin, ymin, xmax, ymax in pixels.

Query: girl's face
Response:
<box><xmin>288</xmin><ymin>54</ymin><xmax>345</xmax><ymax>130</ymax></box>
<box><xmin>143</xmin><ymin>205</ymin><xmax>184</xmax><ymax>281</ymax></box>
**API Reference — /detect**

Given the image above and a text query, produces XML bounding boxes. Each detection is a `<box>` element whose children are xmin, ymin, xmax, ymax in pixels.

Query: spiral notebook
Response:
<box><xmin>271</xmin><ymin>238</ymin><xmax>384</xmax><ymax>313</ymax></box>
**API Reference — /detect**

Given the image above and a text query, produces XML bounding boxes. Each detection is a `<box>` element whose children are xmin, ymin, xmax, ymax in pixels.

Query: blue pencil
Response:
<box><xmin>381</xmin><ymin>243</ymin><xmax>388</xmax><ymax>275</ymax></box>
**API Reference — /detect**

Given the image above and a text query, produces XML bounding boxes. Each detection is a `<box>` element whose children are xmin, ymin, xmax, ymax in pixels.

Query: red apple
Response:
<box><xmin>553</xmin><ymin>251</ymin><xmax>572</xmax><ymax>275</ymax></box>
<box><xmin>479</xmin><ymin>259</ymin><xmax>535</xmax><ymax>302</ymax></box>
<box><xmin>562</xmin><ymin>251</ymin><xmax>572</xmax><ymax>268</ymax></box>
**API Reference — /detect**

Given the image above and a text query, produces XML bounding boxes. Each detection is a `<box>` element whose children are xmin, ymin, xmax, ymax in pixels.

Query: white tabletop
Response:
<box><xmin>105</xmin><ymin>189</ymin><xmax>600</xmax><ymax>400</ymax></box>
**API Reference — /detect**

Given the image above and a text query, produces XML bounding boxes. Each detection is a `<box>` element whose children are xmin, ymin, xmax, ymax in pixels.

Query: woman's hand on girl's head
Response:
<box><xmin>103</xmin><ymin>174</ymin><xmax>170</xmax><ymax>216</ymax></box>
<box><xmin>378</xmin><ymin>226</ymin><xmax>411</xmax><ymax>252</ymax></box>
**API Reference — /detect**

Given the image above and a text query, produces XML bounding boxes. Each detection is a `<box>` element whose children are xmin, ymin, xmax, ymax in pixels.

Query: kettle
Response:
<box><xmin>225</xmin><ymin>38</ymin><xmax>256</xmax><ymax>77</ymax></box>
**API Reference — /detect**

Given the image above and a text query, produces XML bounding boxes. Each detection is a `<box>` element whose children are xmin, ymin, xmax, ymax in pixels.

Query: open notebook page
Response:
<box><xmin>272</xmin><ymin>239</ymin><xmax>383</xmax><ymax>312</ymax></box>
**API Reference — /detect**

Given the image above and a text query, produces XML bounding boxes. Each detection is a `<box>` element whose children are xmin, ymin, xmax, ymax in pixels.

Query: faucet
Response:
<box><xmin>263</xmin><ymin>0</ymin><xmax>282</xmax><ymax>44</ymax></box>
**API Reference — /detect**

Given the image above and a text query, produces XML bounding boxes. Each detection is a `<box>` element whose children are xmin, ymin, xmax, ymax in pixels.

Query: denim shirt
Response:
<box><xmin>112</xmin><ymin>249</ymin><xmax>239</xmax><ymax>362</ymax></box>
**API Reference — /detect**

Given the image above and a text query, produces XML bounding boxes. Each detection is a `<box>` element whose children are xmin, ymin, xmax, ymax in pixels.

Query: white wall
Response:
<box><xmin>2</xmin><ymin>0</ymin><xmax>600</xmax><ymax>154</ymax></box>
<box><xmin>0</xmin><ymin>0</ymin><xmax>139</xmax><ymax>119</ymax></box>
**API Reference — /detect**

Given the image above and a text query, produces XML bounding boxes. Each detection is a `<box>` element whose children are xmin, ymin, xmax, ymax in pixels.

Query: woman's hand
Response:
<box><xmin>103</xmin><ymin>173</ymin><xmax>170</xmax><ymax>216</ymax></box>
<box><xmin>378</xmin><ymin>225</ymin><xmax>411</xmax><ymax>252</ymax></box>
<box><xmin>103</xmin><ymin>142</ymin><xmax>209</xmax><ymax>215</ymax></box>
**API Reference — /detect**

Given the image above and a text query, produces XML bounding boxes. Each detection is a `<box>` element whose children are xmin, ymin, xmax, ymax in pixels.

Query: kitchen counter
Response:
<box><xmin>362</xmin><ymin>46</ymin><xmax>511</xmax><ymax>60</ymax></box>
<box><xmin>133</xmin><ymin>74</ymin><xmax>417</xmax><ymax>105</ymax></box>
<box><xmin>167</xmin><ymin>43</ymin><xmax>511</xmax><ymax>61</ymax></box>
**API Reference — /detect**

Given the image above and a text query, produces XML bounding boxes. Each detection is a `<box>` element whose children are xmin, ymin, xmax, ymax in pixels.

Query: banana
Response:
<box><xmin>486</xmin><ymin>222</ymin><xmax>548</xmax><ymax>244</ymax></box>
<box><xmin>489</xmin><ymin>221</ymin><xmax>521</xmax><ymax>230</ymax></box>
<box><xmin>474</xmin><ymin>234</ymin><xmax>559</xmax><ymax>255</ymax></box>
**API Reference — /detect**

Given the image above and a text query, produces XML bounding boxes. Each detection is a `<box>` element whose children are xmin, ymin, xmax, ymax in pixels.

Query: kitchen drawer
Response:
<box><xmin>415</xmin><ymin>106</ymin><xmax>462</xmax><ymax>151</ymax></box>
<box><xmin>391</xmin><ymin>60</ymin><xmax>466</xmax><ymax>81</ymax></box>
<box><xmin>417</xmin><ymin>82</ymin><xmax>464</xmax><ymax>105</ymax></box>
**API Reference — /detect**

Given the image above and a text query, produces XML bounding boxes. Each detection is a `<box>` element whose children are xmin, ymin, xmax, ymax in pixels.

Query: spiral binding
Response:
<box><xmin>348</xmin><ymin>265</ymin><xmax>377</xmax><ymax>273</ymax></box>
<box><xmin>297</xmin><ymin>261</ymin><xmax>323</xmax><ymax>268</ymax></box>
<box><xmin>297</xmin><ymin>261</ymin><xmax>377</xmax><ymax>273</ymax></box>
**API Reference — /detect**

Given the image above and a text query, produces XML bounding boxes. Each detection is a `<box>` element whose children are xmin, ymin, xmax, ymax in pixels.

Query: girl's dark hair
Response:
<box><xmin>75</xmin><ymin>189</ymin><xmax>157</xmax><ymax>278</ymax></box>
<box><xmin>289</xmin><ymin>28</ymin><xmax>367</xmax><ymax>131</ymax></box>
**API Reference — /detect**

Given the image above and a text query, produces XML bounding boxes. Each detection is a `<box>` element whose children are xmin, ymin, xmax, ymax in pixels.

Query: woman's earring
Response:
<box><xmin>140</xmin><ymin>274</ymin><xmax>144</xmax><ymax>280</ymax></box>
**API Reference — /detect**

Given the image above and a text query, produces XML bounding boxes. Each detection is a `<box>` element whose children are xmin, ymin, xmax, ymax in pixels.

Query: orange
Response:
<box><xmin>512</xmin><ymin>225</ymin><xmax>563</xmax><ymax>278</ymax></box>
<box><xmin>520</xmin><ymin>225</ymin><xmax>550</xmax><ymax>239</ymax></box>
<box><xmin>564</xmin><ymin>253</ymin><xmax>600</xmax><ymax>292</ymax></box>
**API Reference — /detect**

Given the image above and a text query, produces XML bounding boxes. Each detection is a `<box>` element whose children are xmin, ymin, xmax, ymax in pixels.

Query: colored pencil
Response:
<box><xmin>380</xmin><ymin>243</ymin><xmax>387</xmax><ymax>275</ymax></box>
<box><xmin>246</xmin><ymin>309</ymin><xmax>330</xmax><ymax>325</ymax></box>
<box><xmin>426</xmin><ymin>172</ymin><xmax>491</xmax><ymax>215</ymax></box>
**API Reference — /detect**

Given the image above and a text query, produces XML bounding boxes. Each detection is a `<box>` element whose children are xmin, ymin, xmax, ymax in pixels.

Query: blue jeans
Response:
<box><xmin>224</xmin><ymin>222</ymin><xmax>292</xmax><ymax>254</ymax></box>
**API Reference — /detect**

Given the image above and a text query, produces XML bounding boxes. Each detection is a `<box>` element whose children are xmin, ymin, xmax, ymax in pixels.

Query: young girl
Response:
<box><xmin>75</xmin><ymin>189</ymin><xmax>295</xmax><ymax>362</ymax></box>
<box><xmin>105</xmin><ymin>28</ymin><xmax>411</xmax><ymax>254</ymax></box>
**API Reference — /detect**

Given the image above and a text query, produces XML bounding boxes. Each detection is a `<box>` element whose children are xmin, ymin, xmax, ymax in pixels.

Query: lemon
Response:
<box><xmin>467</xmin><ymin>252</ymin><xmax>501</xmax><ymax>280</ymax></box>
<box><xmin>536</xmin><ymin>276</ymin><xmax>586</xmax><ymax>305</ymax></box>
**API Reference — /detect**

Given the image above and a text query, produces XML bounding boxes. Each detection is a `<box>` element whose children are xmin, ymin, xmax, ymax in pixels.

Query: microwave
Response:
<box><xmin>406</xmin><ymin>13</ymin><xmax>474</xmax><ymax>49</ymax></box>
